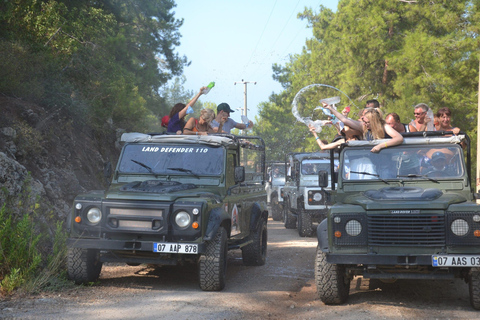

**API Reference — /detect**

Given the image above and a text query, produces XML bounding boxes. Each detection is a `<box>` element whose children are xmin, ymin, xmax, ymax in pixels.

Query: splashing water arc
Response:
<box><xmin>291</xmin><ymin>84</ymin><xmax>360</xmax><ymax>133</ymax></box>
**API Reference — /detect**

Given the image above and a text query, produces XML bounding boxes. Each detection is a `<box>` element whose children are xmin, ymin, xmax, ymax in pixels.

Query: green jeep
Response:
<box><xmin>315</xmin><ymin>131</ymin><xmax>480</xmax><ymax>309</ymax></box>
<box><xmin>67</xmin><ymin>133</ymin><xmax>268</xmax><ymax>291</ymax></box>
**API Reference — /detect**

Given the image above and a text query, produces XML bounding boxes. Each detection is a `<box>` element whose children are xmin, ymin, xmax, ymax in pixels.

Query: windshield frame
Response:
<box><xmin>339</xmin><ymin>143</ymin><xmax>465</xmax><ymax>182</ymax></box>
<box><xmin>117</xmin><ymin>143</ymin><xmax>225</xmax><ymax>177</ymax></box>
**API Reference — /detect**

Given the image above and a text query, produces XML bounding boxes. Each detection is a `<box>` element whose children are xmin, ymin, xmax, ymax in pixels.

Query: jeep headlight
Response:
<box><xmin>175</xmin><ymin>211</ymin><xmax>191</xmax><ymax>228</ymax></box>
<box><xmin>313</xmin><ymin>192</ymin><xmax>322</xmax><ymax>202</ymax></box>
<box><xmin>345</xmin><ymin>220</ymin><xmax>362</xmax><ymax>236</ymax></box>
<box><xmin>87</xmin><ymin>207</ymin><xmax>102</xmax><ymax>224</ymax></box>
<box><xmin>451</xmin><ymin>219</ymin><xmax>469</xmax><ymax>236</ymax></box>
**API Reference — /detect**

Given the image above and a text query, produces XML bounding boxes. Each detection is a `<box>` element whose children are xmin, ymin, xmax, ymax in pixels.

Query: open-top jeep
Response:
<box><xmin>283</xmin><ymin>151</ymin><xmax>336</xmax><ymax>237</ymax></box>
<box><xmin>67</xmin><ymin>133</ymin><xmax>268</xmax><ymax>291</ymax></box>
<box><xmin>265</xmin><ymin>161</ymin><xmax>286</xmax><ymax>221</ymax></box>
<box><xmin>315</xmin><ymin>131</ymin><xmax>480</xmax><ymax>309</ymax></box>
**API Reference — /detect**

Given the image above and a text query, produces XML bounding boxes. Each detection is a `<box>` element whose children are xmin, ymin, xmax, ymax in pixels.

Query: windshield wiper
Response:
<box><xmin>350</xmin><ymin>170</ymin><xmax>389</xmax><ymax>184</ymax></box>
<box><xmin>397</xmin><ymin>174</ymin><xmax>439</xmax><ymax>183</ymax></box>
<box><xmin>131</xmin><ymin>159</ymin><xmax>159</xmax><ymax>178</ymax></box>
<box><xmin>167</xmin><ymin>167</ymin><xmax>200</xmax><ymax>179</ymax></box>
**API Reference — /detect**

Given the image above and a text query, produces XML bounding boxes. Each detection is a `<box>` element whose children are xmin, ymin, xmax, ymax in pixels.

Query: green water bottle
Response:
<box><xmin>202</xmin><ymin>81</ymin><xmax>215</xmax><ymax>94</ymax></box>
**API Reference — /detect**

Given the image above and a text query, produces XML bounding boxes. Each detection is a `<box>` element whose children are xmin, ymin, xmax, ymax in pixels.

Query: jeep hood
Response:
<box><xmin>105</xmin><ymin>180</ymin><xmax>221</xmax><ymax>203</ymax></box>
<box><xmin>343</xmin><ymin>186</ymin><xmax>467</xmax><ymax>210</ymax></box>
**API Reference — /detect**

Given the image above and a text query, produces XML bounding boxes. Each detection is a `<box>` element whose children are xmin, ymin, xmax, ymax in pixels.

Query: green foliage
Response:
<box><xmin>0</xmin><ymin>203</ymin><xmax>42</xmax><ymax>294</ymax></box>
<box><xmin>263</xmin><ymin>0</ymin><xmax>480</xmax><ymax>167</ymax></box>
<box><xmin>0</xmin><ymin>0</ymin><xmax>188</xmax><ymax>133</ymax></box>
<box><xmin>0</xmin><ymin>178</ymin><xmax>70</xmax><ymax>295</ymax></box>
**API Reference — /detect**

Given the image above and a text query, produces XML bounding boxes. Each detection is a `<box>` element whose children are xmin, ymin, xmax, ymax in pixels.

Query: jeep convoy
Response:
<box><xmin>67</xmin><ymin>133</ymin><xmax>268</xmax><ymax>291</ymax></box>
<box><xmin>282</xmin><ymin>152</ymin><xmax>337</xmax><ymax>237</ymax></box>
<box><xmin>315</xmin><ymin>131</ymin><xmax>480</xmax><ymax>310</ymax></box>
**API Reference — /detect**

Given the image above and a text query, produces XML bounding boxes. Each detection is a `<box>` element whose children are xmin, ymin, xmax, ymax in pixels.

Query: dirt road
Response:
<box><xmin>1</xmin><ymin>219</ymin><xmax>478</xmax><ymax>319</ymax></box>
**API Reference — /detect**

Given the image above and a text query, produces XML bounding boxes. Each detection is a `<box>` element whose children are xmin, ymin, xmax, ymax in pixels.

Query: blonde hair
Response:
<box><xmin>363</xmin><ymin>108</ymin><xmax>385</xmax><ymax>139</ymax></box>
<box><xmin>200</xmin><ymin>109</ymin><xmax>215</xmax><ymax>123</ymax></box>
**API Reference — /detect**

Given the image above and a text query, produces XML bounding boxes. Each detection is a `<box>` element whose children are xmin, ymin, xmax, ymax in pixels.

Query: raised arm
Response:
<box><xmin>323</xmin><ymin>104</ymin><xmax>363</xmax><ymax>132</ymax></box>
<box><xmin>178</xmin><ymin>87</ymin><xmax>206</xmax><ymax>120</ymax></box>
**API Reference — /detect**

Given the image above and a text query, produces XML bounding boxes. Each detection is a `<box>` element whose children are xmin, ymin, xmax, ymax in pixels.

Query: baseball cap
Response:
<box><xmin>217</xmin><ymin>103</ymin><xmax>235</xmax><ymax>113</ymax></box>
<box><xmin>432</xmin><ymin>151</ymin><xmax>446</xmax><ymax>162</ymax></box>
<box><xmin>161</xmin><ymin>115</ymin><xmax>170</xmax><ymax>127</ymax></box>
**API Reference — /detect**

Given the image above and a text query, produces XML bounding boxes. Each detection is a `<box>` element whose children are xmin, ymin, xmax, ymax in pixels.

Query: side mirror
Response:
<box><xmin>104</xmin><ymin>161</ymin><xmax>112</xmax><ymax>179</ymax></box>
<box><xmin>318</xmin><ymin>170</ymin><xmax>328</xmax><ymax>188</ymax></box>
<box><xmin>234</xmin><ymin>166</ymin><xmax>245</xmax><ymax>184</ymax></box>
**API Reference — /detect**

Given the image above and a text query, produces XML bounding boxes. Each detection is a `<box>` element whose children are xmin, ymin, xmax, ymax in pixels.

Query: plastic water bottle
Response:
<box><xmin>241</xmin><ymin>115</ymin><xmax>251</xmax><ymax>129</ymax></box>
<box><xmin>202</xmin><ymin>82</ymin><xmax>215</xmax><ymax>94</ymax></box>
<box><xmin>320</xmin><ymin>107</ymin><xmax>339</xmax><ymax>124</ymax></box>
<box><xmin>426</xmin><ymin>108</ymin><xmax>434</xmax><ymax>131</ymax></box>
<box><xmin>319</xmin><ymin>96</ymin><xmax>341</xmax><ymax>106</ymax></box>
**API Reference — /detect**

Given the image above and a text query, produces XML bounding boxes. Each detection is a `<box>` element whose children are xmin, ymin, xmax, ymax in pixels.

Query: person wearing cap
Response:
<box><xmin>425</xmin><ymin>151</ymin><xmax>454</xmax><ymax>177</ymax></box>
<box><xmin>211</xmin><ymin>102</ymin><xmax>254</xmax><ymax>133</ymax></box>
<box><xmin>167</xmin><ymin>86</ymin><xmax>206</xmax><ymax>134</ymax></box>
<box><xmin>161</xmin><ymin>115</ymin><xmax>170</xmax><ymax>128</ymax></box>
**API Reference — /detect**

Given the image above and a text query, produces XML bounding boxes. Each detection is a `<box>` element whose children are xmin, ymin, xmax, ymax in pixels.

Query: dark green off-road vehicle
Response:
<box><xmin>315</xmin><ymin>131</ymin><xmax>480</xmax><ymax>309</ymax></box>
<box><xmin>67</xmin><ymin>133</ymin><xmax>268</xmax><ymax>291</ymax></box>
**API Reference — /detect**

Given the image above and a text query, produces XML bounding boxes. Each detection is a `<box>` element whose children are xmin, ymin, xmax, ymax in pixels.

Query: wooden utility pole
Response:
<box><xmin>234</xmin><ymin>79</ymin><xmax>256</xmax><ymax>118</ymax></box>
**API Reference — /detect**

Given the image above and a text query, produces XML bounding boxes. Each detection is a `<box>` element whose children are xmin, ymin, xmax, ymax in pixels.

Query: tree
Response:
<box><xmin>262</xmin><ymin>0</ymin><xmax>480</xmax><ymax>159</ymax></box>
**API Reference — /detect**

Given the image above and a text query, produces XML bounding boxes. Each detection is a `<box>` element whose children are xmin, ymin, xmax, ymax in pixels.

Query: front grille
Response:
<box><xmin>103</xmin><ymin>201</ymin><xmax>168</xmax><ymax>233</ymax></box>
<box><xmin>368</xmin><ymin>214</ymin><xmax>445</xmax><ymax>246</ymax></box>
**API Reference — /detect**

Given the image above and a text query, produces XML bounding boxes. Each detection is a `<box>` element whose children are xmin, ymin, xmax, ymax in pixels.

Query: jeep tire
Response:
<box><xmin>67</xmin><ymin>248</ymin><xmax>103</xmax><ymax>284</ymax></box>
<box><xmin>199</xmin><ymin>226</ymin><xmax>228</xmax><ymax>291</ymax></box>
<box><xmin>271</xmin><ymin>195</ymin><xmax>283</xmax><ymax>221</ymax></box>
<box><xmin>315</xmin><ymin>247</ymin><xmax>350</xmax><ymax>305</ymax></box>
<box><xmin>242</xmin><ymin>219</ymin><xmax>267</xmax><ymax>266</ymax></box>
<box><xmin>469</xmin><ymin>268</ymin><xmax>480</xmax><ymax>310</ymax></box>
<box><xmin>283</xmin><ymin>198</ymin><xmax>297</xmax><ymax>229</ymax></box>
<box><xmin>297</xmin><ymin>209</ymin><xmax>313</xmax><ymax>237</ymax></box>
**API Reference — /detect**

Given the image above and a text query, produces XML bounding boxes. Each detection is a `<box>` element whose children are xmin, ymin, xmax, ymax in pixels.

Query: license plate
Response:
<box><xmin>432</xmin><ymin>255</ymin><xmax>480</xmax><ymax>267</ymax></box>
<box><xmin>153</xmin><ymin>243</ymin><xmax>198</xmax><ymax>254</ymax></box>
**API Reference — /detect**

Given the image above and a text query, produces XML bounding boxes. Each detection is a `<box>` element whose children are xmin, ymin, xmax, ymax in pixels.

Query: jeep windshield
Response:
<box><xmin>118</xmin><ymin>144</ymin><xmax>224</xmax><ymax>176</ymax></box>
<box><xmin>301</xmin><ymin>159</ymin><xmax>332</xmax><ymax>175</ymax></box>
<box><xmin>342</xmin><ymin>144</ymin><xmax>464</xmax><ymax>180</ymax></box>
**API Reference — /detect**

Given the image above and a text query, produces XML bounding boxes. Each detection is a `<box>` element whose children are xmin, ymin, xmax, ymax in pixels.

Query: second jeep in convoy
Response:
<box><xmin>315</xmin><ymin>131</ymin><xmax>480</xmax><ymax>309</ymax></box>
<box><xmin>67</xmin><ymin>133</ymin><xmax>268</xmax><ymax>291</ymax></box>
<box><xmin>282</xmin><ymin>151</ymin><xmax>336</xmax><ymax>237</ymax></box>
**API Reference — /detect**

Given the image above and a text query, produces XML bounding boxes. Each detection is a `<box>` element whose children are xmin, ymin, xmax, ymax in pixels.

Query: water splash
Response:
<box><xmin>292</xmin><ymin>84</ymin><xmax>360</xmax><ymax>133</ymax></box>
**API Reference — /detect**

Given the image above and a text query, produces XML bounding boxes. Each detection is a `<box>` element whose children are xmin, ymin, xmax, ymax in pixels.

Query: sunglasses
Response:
<box><xmin>414</xmin><ymin>112</ymin><xmax>426</xmax><ymax>115</ymax></box>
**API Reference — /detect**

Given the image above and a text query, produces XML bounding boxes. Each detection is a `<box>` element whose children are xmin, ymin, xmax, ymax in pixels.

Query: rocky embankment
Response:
<box><xmin>0</xmin><ymin>96</ymin><xmax>121</xmax><ymax>224</ymax></box>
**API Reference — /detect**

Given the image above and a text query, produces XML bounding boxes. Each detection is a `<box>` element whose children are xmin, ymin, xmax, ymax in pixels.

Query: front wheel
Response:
<box><xmin>242</xmin><ymin>218</ymin><xmax>267</xmax><ymax>266</ymax></box>
<box><xmin>271</xmin><ymin>195</ymin><xmax>283</xmax><ymax>221</ymax></box>
<box><xmin>297</xmin><ymin>209</ymin><xmax>313</xmax><ymax>237</ymax></box>
<box><xmin>315</xmin><ymin>247</ymin><xmax>350</xmax><ymax>304</ymax></box>
<box><xmin>469</xmin><ymin>268</ymin><xmax>480</xmax><ymax>310</ymax></box>
<box><xmin>67</xmin><ymin>247</ymin><xmax>103</xmax><ymax>284</ymax></box>
<box><xmin>199</xmin><ymin>226</ymin><xmax>228</xmax><ymax>291</ymax></box>
<box><xmin>283</xmin><ymin>198</ymin><xmax>296</xmax><ymax>229</ymax></box>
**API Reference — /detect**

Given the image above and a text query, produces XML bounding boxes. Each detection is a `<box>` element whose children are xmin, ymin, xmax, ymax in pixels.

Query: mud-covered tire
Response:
<box><xmin>271</xmin><ymin>195</ymin><xmax>283</xmax><ymax>221</ymax></box>
<box><xmin>67</xmin><ymin>247</ymin><xmax>103</xmax><ymax>284</ymax></box>
<box><xmin>297</xmin><ymin>209</ymin><xmax>313</xmax><ymax>237</ymax></box>
<box><xmin>315</xmin><ymin>247</ymin><xmax>350</xmax><ymax>304</ymax></box>
<box><xmin>469</xmin><ymin>268</ymin><xmax>480</xmax><ymax>310</ymax></box>
<box><xmin>199</xmin><ymin>226</ymin><xmax>227</xmax><ymax>291</ymax></box>
<box><xmin>283</xmin><ymin>198</ymin><xmax>297</xmax><ymax>229</ymax></box>
<box><xmin>242</xmin><ymin>219</ymin><xmax>267</xmax><ymax>266</ymax></box>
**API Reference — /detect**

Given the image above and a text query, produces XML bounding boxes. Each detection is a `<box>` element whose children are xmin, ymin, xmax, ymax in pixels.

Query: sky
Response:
<box><xmin>172</xmin><ymin>0</ymin><xmax>339</xmax><ymax>124</ymax></box>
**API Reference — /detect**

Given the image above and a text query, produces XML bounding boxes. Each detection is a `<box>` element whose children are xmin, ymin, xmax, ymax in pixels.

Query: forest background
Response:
<box><xmin>1</xmin><ymin>0</ymin><xmax>480</xmax><ymax>294</ymax></box>
<box><xmin>1</xmin><ymin>0</ymin><xmax>479</xmax><ymax>159</ymax></box>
